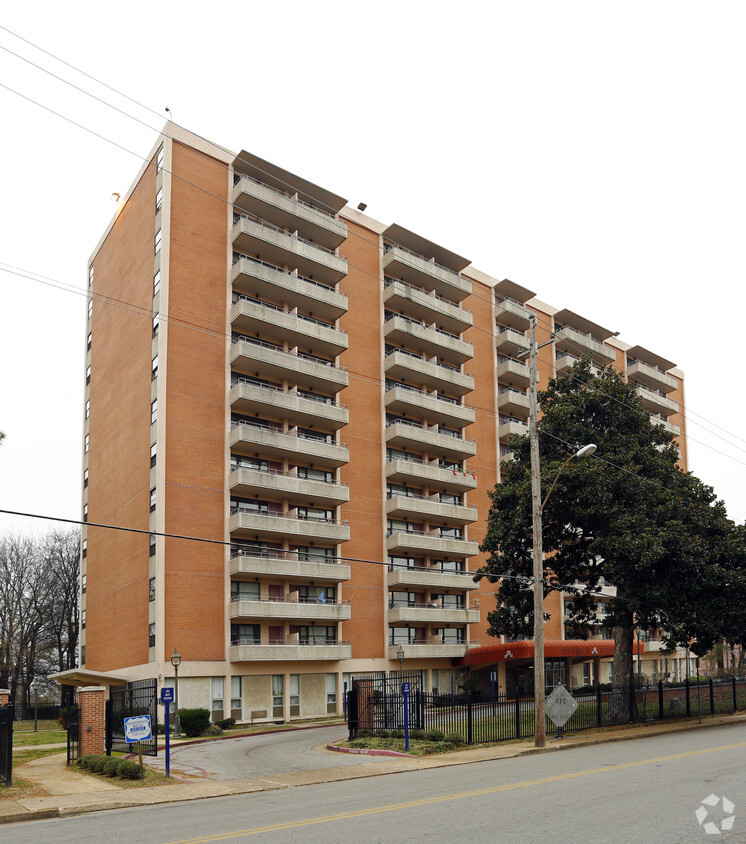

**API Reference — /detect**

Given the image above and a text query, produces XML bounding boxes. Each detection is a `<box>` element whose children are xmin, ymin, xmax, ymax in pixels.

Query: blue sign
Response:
<box><xmin>160</xmin><ymin>687</ymin><xmax>174</xmax><ymax>703</ymax></box>
<box><xmin>124</xmin><ymin>715</ymin><xmax>152</xmax><ymax>742</ymax></box>
<box><xmin>402</xmin><ymin>682</ymin><xmax>411</xmax><ymax>693</ymax></box>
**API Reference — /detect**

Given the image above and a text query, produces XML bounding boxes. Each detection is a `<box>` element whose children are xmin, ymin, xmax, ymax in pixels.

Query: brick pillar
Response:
<box><xmin>0</xmin><ymin>689</ymin><xmax>10</xmax><ymax>705</ymax></box>
<box><xmin>78</xmin><ymin>686</ymin><xmax>106</xmax><ymax>756</ymax></box>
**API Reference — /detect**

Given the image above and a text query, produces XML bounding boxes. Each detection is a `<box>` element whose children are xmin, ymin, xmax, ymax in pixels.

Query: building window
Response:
<box><xmin>150</xmin><ymin>442</ymin><xmax>157</xmax><ymax>467</ymax></box>
<box><xmin>81</xmin><ymin>645</ymin><xmax>85</xmax><ymax>664</ymax></box>
<box><xmin>152</xmin><ymin>355</ymin><xmax>159</xmax><ymax>381</ymax></box>
<box><xmin>154</xmin><ymin>229</ymin><xmax>162</xmax><ymax>254</ymax></box>
<box><xmin>84</xmin><ymin>434</ymin><xmax>89</xmax><ymax>453</ymax></box>
<box><xmin>149</xmin><ymin>577</ymin><xmax>155</xmax><ymax>602</ymax></box>
<box><xmin>84</xmin><ymin>468</ymin><xmax>88</xmax><ymax>488</ymax></box>
<box><xmin>211</xmin><ymin>677</ymin><xmax>224</xmax><ymax>715</ymax></box>
<box><xmin>150</xmin><ymin>488</ymin><xmax>156</xmax><ymax>512</ymax></box>
<box><xmin>149</xmin><ymin>534</ymin><xmax>156</xmax><ymax>557</ymax></box>
<box><xmin>82</xmin><ymin>610</ymin><xmax>86</xmax><ymax>629</ymax></box>
<box><xmin>82</xmin><ymin>574</ymin><xmax>86</xmax><ymax>594</ymax></box>
<box><xmin>149</xmin><ymin>623</ymin><xmax>156</xmax><ymax>647</ymax></box>
<box><xmin>156</xmin><ymin>187</ymin><xmax>163</xmax><ymax>212</ymax></box>
<box><xmin>289</xmin><ymin>674</ymin><xmax>300</xmax><ymax>716</ymax></box>
<box><xmin>299</xmin><ymin>626</ymin><xmax>335</xmax><ymax>645</ymax></box>
<box><xmin>88</xmin><ymin>298</ymin><xmax>93</xmax><ymax>319</ymax></box>
<box><xmin>82</xmin><ymin>538</ymin><xmax>87</xmax><ymax>559</ymax></box>
<box><xmin>231</xmin><ymin>581</ymin><xmax>260</xmax><ymax>602</ymax></box>
<box><xmin>153</xmin><ymin>270</ymin><xmax>160</xmax><ymax>296</ymax></box>
<box><xmin>231</xmin><ymin>624</ymin><xmax>260</xmax><ymax>646</ymax></box>
<box><xmin>151</xmin><ymin>399</ymin><xmax>158</xmax><ymax>424</ymax></box>
<box><xmin>86</xmin><ymin>365</ymin><xmax>91</xmax><ymax>385</ymax></box>
<box><xmin>85</xmin><ymin>400</ymin><xmax>90</xmax><ymax>419</ymax></box>
<box><xmin>153</xmin><ymin>313</ymin><xmax>160</xmax><ymax>337</ymax></box>
<box><xmin>326</xmin><ymin>673</ymin><xmax>337</xmax><ymax>713</ymax></box>
<box><xmin>231</xmin><ymin>677</ymin><xmax>241</xmax><ymax>713</ymax></box>
<box><xmin>87</xmin><ymin>332</ymin><xmax>92</xmax><ymax>350</ymax></box>
<box><xmin>83</xmin><ymin>504</ymin><xmax>88</xmax><ymax>523</ymax></box>
<box><xmin>88</xmin><ymin>265</ymin><xmax>94</xmax><ymax>287</ymax></box>
<box><xmin>272</xmin><ymin>675</ymin><xmax>283</xmax><ymax>717</ymax></box>
<box><xmin>156</xmin><ymin>145</ymin><xmax>164</xmax><ymax>173</ymax></box>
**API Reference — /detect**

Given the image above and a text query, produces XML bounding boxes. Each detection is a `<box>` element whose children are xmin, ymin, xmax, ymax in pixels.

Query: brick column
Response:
<box><xmin>78</xmin><ymin>686</ymin><xmax>106</xmax><ymax>756</ymax></box>
<box><xmin>0</xmin><ymin>689</ymin><xmax>10</xmax><ymax>705</ymax></box>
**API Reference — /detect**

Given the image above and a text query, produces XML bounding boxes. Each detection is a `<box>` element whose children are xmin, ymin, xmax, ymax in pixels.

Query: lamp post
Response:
<box><xmin>526</xmin><ymin>311</ymin><xmax>597</xmax><ymax>748</ymax></box>
<box><xmin>170</xmin><ymin>649</ymin><xmax>182</xmax><ymax>738</ymax></box>
<box><xmin>397</xmin><ymin>645</ymin><xmax>405</xmax><ymax>677</ymax></box>
<box><xmin>32</xmin><ymin>683</ymin><xmax>38</xmax><ymax>733</ymax></box>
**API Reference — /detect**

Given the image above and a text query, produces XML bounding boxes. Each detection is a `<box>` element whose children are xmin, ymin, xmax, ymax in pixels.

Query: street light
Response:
<box><xmin>397</xmin><ymin>645</ymin><xmax>405</xmax><ymax>677</ymax></box>
<box><xmin>170</xmin><ymin>649</ymin><xmax>182</xmax><ymax>738</ymax></box>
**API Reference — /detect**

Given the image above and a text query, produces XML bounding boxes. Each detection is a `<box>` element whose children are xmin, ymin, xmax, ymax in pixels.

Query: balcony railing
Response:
<box><xmin>231</xmin><ymin>464</ymin><xmax>348</xmax><ymax>487</ymax></box>
<box><xmin>384</xmin><ymin>276</ymin><xmax>472</xmax><ymax>315</ymax></box>
<box><xmin>231</xmin><ymin>546</ymin><xmax>349</xmax><ymax>565</ymax></box>
<box><xmin>383</xmin><ymin>243</ymin><xmax>465</xmax><ymax>283</ymax></box>
<box><xmin>231</xmin><ymin>419</ymin><xmax>347</xmax><ymax>449</ymax></box>
<box><xmin>233</xmin><ymin>173</ymin><xmax>339</xmax><ymax>221</ymax></box>
<box><xmin>230</xmin><ymin>505</ymin><xmax>346</xmax><ymax>526</ymax></box>
<box><xmin>231</xmin><ymin>594</ymin><xmax>349</xmax><ymax>607</ymax></box>
<box><xmin>232</xmin><ymin>335</ymin><xmax>347</xmax><ymax>372</ymax></box>
<box><xmin>231</xmin><ymin>376</ymin><xmax>347</xmax><ymax>409</ymax></box>
<box><xmin>234</xmin><ymin>212</ymin><xmax>339</xmax><ymax>257</ymax></box>
<box><xmin>232</xmin><ymin>637</ymin><xmax>350</xmax><ymax>647</ymax></box>
<box><xmin>232</xmin><ymin>252</ymin><xmax>340</xmax><ymax>296</ymax></box>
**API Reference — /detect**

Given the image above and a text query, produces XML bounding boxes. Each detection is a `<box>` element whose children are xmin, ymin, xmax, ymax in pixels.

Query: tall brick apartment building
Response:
<box><xmin>81</xmin><ymin>124</ymin><xmax>688</xmax><ymax>721</ymax></box>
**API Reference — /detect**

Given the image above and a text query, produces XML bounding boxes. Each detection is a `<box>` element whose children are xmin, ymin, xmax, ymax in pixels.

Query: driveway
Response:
<box><xmin>147</xmin><ymin>726</ymin><xmax>390</xmax><ymax>780</ymax></box>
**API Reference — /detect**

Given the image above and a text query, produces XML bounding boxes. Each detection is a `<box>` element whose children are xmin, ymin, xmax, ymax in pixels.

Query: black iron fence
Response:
<box><xmin>348</xmin><ymin>677</ymin><xmax>746</xmax><ymax>744</ymax></box>
<box><xmin>0</xmin><ymin>703</ymin><xmax>13</xmax><ymax>787</ymax></box>
<box><xmin>14</xmin><ymin>704</ymin><xmax>62</xmax><ymax>722</ymax></box>
<box><xmin>66</xmin><ymin>704</ymin><xmax>79</xmax><ymax>766</ymax></box>
<box><xmin>106</xmin><ymin>679</ymin><xmax>158</xmax><ymax>757</ymax></box>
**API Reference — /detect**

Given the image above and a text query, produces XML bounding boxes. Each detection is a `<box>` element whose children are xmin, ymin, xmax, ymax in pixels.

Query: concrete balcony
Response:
<box><xmin>230</xmin><ymin>296</ymin><xmax>348</xmax><ymax>358</ymax></box>
<box><xmin>555</xmin><ymin>353</ymin><xmax>601</xmax><ymax>377</ymax></box>
<box><xmin>555</xmin><ymin>326</ymin><xmax>615</xmax><ymax>363</ymax></box>
<box><xmin>385</xmin><ymin>459</ymin><xmax>478</xmax><ymax>493</ymax></box>
<box><xmin>497</xmin><ymin>419</ymin><xmax>529</xmax><ymax>442</ymax></box>
<box><xmin>495</xmin><ymin>298</ymin><xmax>532</xmax><ymax>331</ymax></box>
<box><xmin>386</xmin><ymin>642</ymin><xmax>468</xmax><ymax>660</ymax></box>
<box><xmin>383</xmin><ymin>245</ymin><xmax>471</xmax><ymax>302</ymax></box>
<box><xmin>384</xmin><ymin>350</ymin><xmax>474</xmax><ymax>396</ymax></box>
<box><xmin>386</xmin><ymin>531</ymin><xmax>479</xmax><ymax>558</ymax></box>
<box><xmin>229</xmin><ymin>597</ymin><xmax>351</xmax><ymax>622</ymax></box>
<box><xmin>230</xmin><ymin>550</ymin><xmax>350</xmax><ymax>584</ymax></box>
<box><xmin>385</xmin><ymin>422</ymin><xmax>477</xmax><ymax>460</ymax></box>
<box><xmin>497</xmin><ymin>387</ymin><xmax>530</xmax><ymax>418</ymax></box>
<box><xmin>626</xmin><ymin>360</ymin><xmax>677</xmax><ymax>394</ymax></box>
<box><xmin>495</xmin><ymin>326</ymin><xmax>529</xmax><ymax>357</ymax></box>
<box><xmin>230</xmin><ymin>423</ymin><xmax>349</xmax><ymax>468</ymax></box>
<box><xmin>634</xmin><ymin>385</ymin><xmax>679</xmax><ymax>418</ymax></box>
<box><xmin>230</xmin><ymin>643</ymin><xmax>351</xmax><ymax>661</ymax></box>
<box><xmin>230</xmin><ymin>381</ymin><xmax>348</xmax><ymax>430</ymax></box>
<box><xmin>496</xmin><ymin>358</ymin><xmax>530</xmax><ymax>390</ymax></box>
<box><xmin>231</xmin><ymin>256</ymin><xmax>347</xmax><ymax>322</ymax></box>
<box><xmin>230</xmin><ymin>339</ymin><xmax>348</xmax><ymax>394</ymax></box>
<box><xmin>229</xmin><ymin>468</ymin><xmax>349</xmax><ymax>508</ymax></box>
<box><xmin>232</xmin><ymin>176</ymin><xmax>347</xmax><ymax>250</ymax></box>
<box><xmin>387</xmin><ymin>605</ymin><xmax>480</xmax><ymax>625</ymax></box>
<box><xmin>384</xmin><ymin>315</ymin><xmax>473</xmax><ymax>366</ymax></box>
<box><xmin>384</xmin><ymin>386</ymin><xmax>475</xmax><ymax>429</ymax></box>
<box><xmin>387</xmin><ymin>567</ymin><xmax>478</xmax><ymax>591</ymax></box>
<box><xmin>383</xmin><ymin>279</ymin><xmax>473</xmax><ymax>335</ymax></box>
<box><xmin>651</xmin><ymin>416</ymin><xmax>681</xmax><ymax>437</ymax></box>
<box><xmin>385</xmin><ymin>495</ymin><xmax>477</xmax><ymax>527</ymax></box>
<box><xmin>230</xmin><ymin>510</ymin><xmax>350</xmax><ymax>544</ymax></box>
<box><xmin>232</xmin><ymin>214</ymin><xmax>347</xmax><ymax>285</ymax></box>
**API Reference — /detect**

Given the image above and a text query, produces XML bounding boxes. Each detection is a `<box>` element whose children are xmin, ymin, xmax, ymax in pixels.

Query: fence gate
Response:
<box><xmin>0</xmin><ymin>703</ymin><xmax>13</xmax><ymax>786</ymax></box>
<box><xmin>66</xmin><ymin>704</ymin><xmax>79</xmax><ymax>766</ymax></box>
<box><xmin>349</xmin><ymin>672</ymin><xmax>423</xmax><ymax>738</ymax></box>
<box><xmin>106</xmin><ymin>678</ymin><xmax>158</xmax><ymax>757</ymax></box>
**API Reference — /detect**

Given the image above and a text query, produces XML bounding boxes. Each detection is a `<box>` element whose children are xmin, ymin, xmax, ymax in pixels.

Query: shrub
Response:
<box><xmin>103</xmin><ymin>758</ymin><xmax>121</xmax><ymax>778</ymax></box>
<box><xmin>377</xmin><ymin>729</ymin><xmax>391</xmax><ymax>738</ymax></box>
<box><xmin>445</xmin><ymin>732</ymin><xmax>464</xmax><ymax>745</ymax></box>
<box><xmin>90</xmin><ymin>756</ymin><xmax>107</xmax><ymax>773</ymax></box>
<box><xmin>77</xmin><ymin>754</ymin><xmax>96</xmax><ymax>769</ymax></box>
<box><xmin>391</xmin><ymin>729</ymin><xmax>404</xmax><ymax>739</ymax></box>
<box><xmin>357</xmin><ymin>729</ymin><xmax>373</xmax><ymax>738</ymax></box>
<box><xmin>217</xmin><ymin>717</ymin><xmax>236</xmax><ymax>730</ymax></box>
<box><xmin>204</xmin><ymin>724</ymin><xmax>223</xmax><ymax>737</ymax></box>
<box><xmin>117</xmin><ymin>760</ymin><xmax>142</xmax><ymax>780</ymax></box>
<box><xmin>425</xmin><ymin>729</ymin><xmax>445</xmax><ymax>742</ymax></box>
<box><xmin>410</xmin><ymin>729</ymin><xmax>426</xmax><ymax>740</ymax></box>
<box><xmin>178</xmin><ymin>708</ymin><xmax>211</xmax><ymax>737</ymax></box>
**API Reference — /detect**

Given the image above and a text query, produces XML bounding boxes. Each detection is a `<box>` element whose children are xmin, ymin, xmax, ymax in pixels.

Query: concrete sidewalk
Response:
<box><xmin>2</xmin><ymin>714</ymin><xmax>745</xmax><ymax>825</ymax></box>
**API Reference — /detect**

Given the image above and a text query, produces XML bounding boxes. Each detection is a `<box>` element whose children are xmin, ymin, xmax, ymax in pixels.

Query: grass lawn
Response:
<box><xmin>13</xmin><ymin>730</ymin><xmax>66</xmax><ymax>747</ymax></box>
<box><xmin>14</xmin><ymin>719</ymin><xmax>61</xmax><ymax>732</ymax></box>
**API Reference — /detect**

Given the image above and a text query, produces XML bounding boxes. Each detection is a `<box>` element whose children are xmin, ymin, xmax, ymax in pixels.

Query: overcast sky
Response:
<box><xmin>1</xmin><ymin>1</ymin><xmax>745</xmax><ymax>539</ymax></box>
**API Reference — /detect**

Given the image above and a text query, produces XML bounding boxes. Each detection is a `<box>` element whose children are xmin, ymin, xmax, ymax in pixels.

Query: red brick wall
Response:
<box><xmin>78</xmin><ymin>687</ymin><xmax>106</xmax><ymax>756</ymax></box>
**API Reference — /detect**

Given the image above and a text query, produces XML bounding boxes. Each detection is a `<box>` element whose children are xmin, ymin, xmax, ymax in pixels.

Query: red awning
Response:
<box><xmin>454</xmin><ymin>639</ymin><xmax>644</xmax><ymax>667</ymax></box>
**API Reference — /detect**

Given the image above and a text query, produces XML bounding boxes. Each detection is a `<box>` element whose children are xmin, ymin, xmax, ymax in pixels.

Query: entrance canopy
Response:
<box><xmin>49</xmin><ymin>668</ymin><xmax>128</xmax><ymax>689</ymax></box>
<box><xmin>454</xmin><ymin>639</ymin><xmax>645</xmax><ymax>667</ymax></box>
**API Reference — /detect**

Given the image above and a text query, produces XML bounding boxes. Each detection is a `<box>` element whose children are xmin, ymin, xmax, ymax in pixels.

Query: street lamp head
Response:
<box><xmin>397</xmin><ymin>645</ymin><xmax>405</xmax><ymax>660</ymax></box>
<box><xmin>170</xmin><ymin>649</ymin><xmax>181</xmax><ymax>670</ymax></box>
<box><xmin>574</xmin><ymin>443</ymin><xmax>597</xmax><ymax>459</ymax></box>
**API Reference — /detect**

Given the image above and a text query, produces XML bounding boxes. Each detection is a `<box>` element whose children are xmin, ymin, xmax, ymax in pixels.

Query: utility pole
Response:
<box><xmin>527</xmin><ymin>313</ymin><xmax>546</xmax><ymax>748</ymax></box>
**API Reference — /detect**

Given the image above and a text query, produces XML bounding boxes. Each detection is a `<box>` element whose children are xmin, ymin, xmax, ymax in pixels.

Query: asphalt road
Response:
<box><xmin>5</xmin><ymin>724</ymin><xmax>746</xmax><ymax>843</ymax></box>
<box><xmin>148</xmin><ymin>726</ymin><xmax>391</xmax><ymax>779</ymax></box>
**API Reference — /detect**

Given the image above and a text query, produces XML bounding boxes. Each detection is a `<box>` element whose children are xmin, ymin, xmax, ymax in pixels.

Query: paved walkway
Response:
<box><xmin>2</xmin><ymin>714</ymin><xmax>745</xmax><ymax>825</ymax></box>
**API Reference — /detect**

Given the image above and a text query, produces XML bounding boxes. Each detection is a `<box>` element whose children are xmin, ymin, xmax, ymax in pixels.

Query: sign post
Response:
<box><xmin>159</xmin><ymin>687</ymin><xmax>174</xmax><ymax>778</ymax></box>
<box><xmin>124</xmin><ymin>715</ymin><xmax>152</xmax><ymax>780</ymax></box>
<box><xmin>402</xmin><ymin>682</ymin><xmax>411</xmax><ymax>751</ymax></box>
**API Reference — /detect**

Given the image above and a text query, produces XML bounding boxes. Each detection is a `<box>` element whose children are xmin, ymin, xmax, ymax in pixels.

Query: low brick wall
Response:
<box><xmin>78</xmin><ymin>686</ymin><xmax>106</xmax><ymax>756</ymax></box>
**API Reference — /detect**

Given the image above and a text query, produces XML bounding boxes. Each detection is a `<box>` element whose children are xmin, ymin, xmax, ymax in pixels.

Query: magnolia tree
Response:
<box><xmin>476</xmin><ymin>360</ymin><xmax>744</xmax><ymax>718</ymax></box>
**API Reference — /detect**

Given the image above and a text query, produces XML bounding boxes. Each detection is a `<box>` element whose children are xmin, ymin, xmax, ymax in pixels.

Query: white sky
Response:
<box><xmin>1</xmin><ymin>1</ymin><xmax>745</xmax><ymax>537</ymax></box>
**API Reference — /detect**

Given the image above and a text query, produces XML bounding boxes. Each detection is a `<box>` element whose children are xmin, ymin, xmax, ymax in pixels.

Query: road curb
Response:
<box><xmin>326</xmin><ymin>742</ymin><xmax>415</xmax><ymax>758</ymax></box>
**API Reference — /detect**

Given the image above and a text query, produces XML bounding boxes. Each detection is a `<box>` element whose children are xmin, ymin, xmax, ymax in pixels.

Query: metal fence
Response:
<box><xmin>14</xmin><ymin>704</ymin><xmax>61</xmax><ymax>722</ymax></box>
<box><xmin>348</xmin><ymin>677</ymin><xmax>746</xmax><ymax>744</ymax></box>
<box><xmin>66</xmin><ymin>704</ymin><xmax>79</xmax><ymax>766</ymax></box>
<box><xmin>0</xmin><ymin>703</ymin><xmax>13</xmax><ymax>787</ymax></box>
<box><xmin>106</xmin><ymin>679</ymin><xmax>158</xmax><ymax>757</ymax></box>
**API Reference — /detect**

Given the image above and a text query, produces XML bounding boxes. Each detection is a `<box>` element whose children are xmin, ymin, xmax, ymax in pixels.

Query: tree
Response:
<box><xmin>476</xmin><ymin>359</ymin><xmax>742</xmax><ymax>717</ymax></box>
